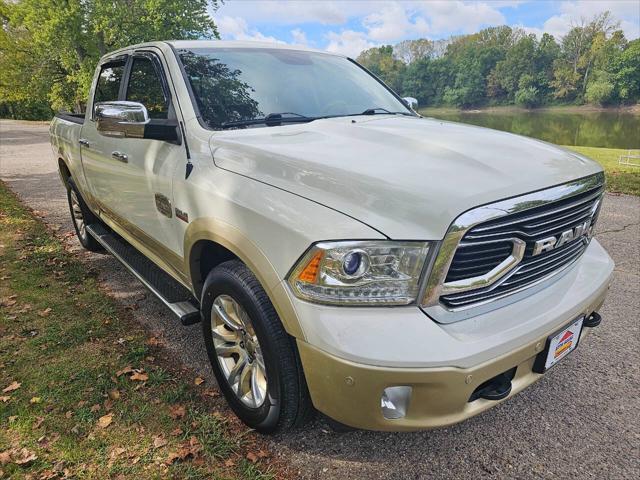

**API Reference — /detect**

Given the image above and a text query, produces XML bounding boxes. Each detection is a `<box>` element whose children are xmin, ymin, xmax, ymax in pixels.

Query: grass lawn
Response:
<box><xmin>565</xmin><ymin>146</ymin><xmax>640</xmax><ymax>196</ymax></box>
<box><xmin>0</xmin><ymin>182</ymin><xmax>279</xmax><ymax>479</ymax></box>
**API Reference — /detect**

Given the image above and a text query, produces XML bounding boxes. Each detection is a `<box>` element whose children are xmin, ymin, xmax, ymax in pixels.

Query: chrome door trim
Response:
<box><xmin>420</xmin><ymin>172</ymin><xmax>605</xmax><ymax>315</ymax></box>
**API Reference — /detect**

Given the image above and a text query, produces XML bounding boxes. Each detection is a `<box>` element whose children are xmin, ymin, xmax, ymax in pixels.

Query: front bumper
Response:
<box><xmin>293</xmin><ymin>240</ymin><xmax>613</xmax><ymax>431</ymax></box>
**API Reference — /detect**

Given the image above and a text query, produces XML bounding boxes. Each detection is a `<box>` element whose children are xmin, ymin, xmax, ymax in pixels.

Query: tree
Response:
<box><xmin>610</xmin><ymin>39</ymin><xmax>640</xmax><ymax>102</ymax></box>
<box><xmin>402</xmin><ymin>57</ymin><xmax>453</xmax><ymax>105</ymax></box>
<box><xmin>489</xmin><ymin>34</ymin><xmax>538</xmax><ymax>101</ymax></box>
<box><xmin>585</xmin><ymin>73</ymin><xmax>615</xmax><ymax>105</ymax></box>
<box><xmin>515</xmin><ymin>74</ymin><xmax>542</xmax><ymax>108</ymax></box>
<box><xmin>356</xmin><ymin>45</ymin><xmax>406</xmax><ymax>92</ymax></box>
<box><xmin>394</xmin><ymin>39</ymin><xmax>434</xmax><ymax>64</ymax></box>
<box><xmin>552</xmin><ymin>11</ymin><xmax>621</xmax><ymax>101</ymax></box>
<box><xmin>0</xmin><ymin>0</ymin><xmax>218</xmax><ymax>117</ymax></box>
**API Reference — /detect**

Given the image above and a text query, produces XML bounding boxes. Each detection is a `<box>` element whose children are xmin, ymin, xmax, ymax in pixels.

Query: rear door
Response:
<box><xmin>81</xmin><ymin>50</ymin><xmax>185</xmax><ymax>257</ymax></box>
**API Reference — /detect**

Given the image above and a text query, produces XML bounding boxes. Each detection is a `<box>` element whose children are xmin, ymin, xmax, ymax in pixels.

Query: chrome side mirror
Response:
<box><xmin>95</xmin><ymin>101</ymin><xmax>150</xmax><ymax>138</ymax></box>
<box><xmin>403</xmin><ymin>97</ymin><xmax>418</xmax><ymax>110</ymax></box>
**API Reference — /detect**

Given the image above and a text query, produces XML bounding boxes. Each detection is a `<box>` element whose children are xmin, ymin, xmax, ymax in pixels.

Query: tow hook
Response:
<box><xmin>477</xmin><ymin>373</ymin><xmax>513</xmax><ymax>401</ymax></box>
<box><xmin>584</xmin><ymin>311</ymin><xmax>602</xmax><ymax>328</ymax></box>
<box><xmin>469</xmin><ymin>367</ymin><xmax>516</xmax><ymax>402</ymax></box>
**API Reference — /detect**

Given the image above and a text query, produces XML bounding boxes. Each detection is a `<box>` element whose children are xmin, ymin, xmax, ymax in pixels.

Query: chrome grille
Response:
<box><xmin>440</xmin><ymin>183</ymin><xmax>604</xmax><ymax>308</ymax></box>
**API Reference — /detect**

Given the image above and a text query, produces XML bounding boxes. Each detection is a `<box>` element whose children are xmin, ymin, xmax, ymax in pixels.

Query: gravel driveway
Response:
<box><xmin>1</xmin><ymin>119</ymin><xmax>638</xmax><ymax>479</ymax></box>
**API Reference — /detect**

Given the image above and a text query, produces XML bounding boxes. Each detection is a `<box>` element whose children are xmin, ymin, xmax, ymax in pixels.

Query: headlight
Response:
<box><xmin>287</xmin><ymin>241</ymin><xmax>431</xmax><ymax>305</ymax></box>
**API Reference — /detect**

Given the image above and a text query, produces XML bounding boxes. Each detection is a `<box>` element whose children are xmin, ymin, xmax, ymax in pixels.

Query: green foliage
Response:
<box><xmin>0</xmin><ymin>0</ymin><xmax>219</xmax><ymax>119</ymax></box>
<box><xmin>610</xmin><ymin>39</ymin><xmax>640</xmax><ymax>101</ymax></box>
<box><xmin>357</xmin><ymin>11</ymin><xmax>638</xmax><ymax>110</ymax></box>
<box><xmin>585</xmin><ymin>74</ymin><xmax>615</xmax><ymax>105</ymax></box>
<box><xmin>356</xmin><ymin>45</ymin><xmax>406</xmax><ymax>92</ymax></box>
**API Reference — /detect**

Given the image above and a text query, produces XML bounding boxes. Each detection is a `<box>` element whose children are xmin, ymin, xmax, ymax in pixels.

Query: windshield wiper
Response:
<box><xmin>220</xmin><ymin>112</ymin><xmax>315</xmax><ymax>129</ymax></box>
<box><xmin>361</xmin><ymin>107</ymin><xmax>413</xmax><ymax>116</ymax></box>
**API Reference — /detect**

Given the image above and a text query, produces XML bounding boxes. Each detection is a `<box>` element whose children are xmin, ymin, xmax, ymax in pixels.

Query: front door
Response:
<box><xmin>81</xmin><ymin>51</ymin><xmax>184</xmax><ymax>258</ymax></box>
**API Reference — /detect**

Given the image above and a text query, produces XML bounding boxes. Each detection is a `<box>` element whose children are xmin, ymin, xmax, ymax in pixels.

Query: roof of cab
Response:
<box><xmin>102</xmin><ymin>40</ymin><xmax>345</xmax><ymax>61</ymax></box>
<box><xmin>168</xmin><ymin>40</ymin><xmax>343</xmax><ymax>57</ymax></box>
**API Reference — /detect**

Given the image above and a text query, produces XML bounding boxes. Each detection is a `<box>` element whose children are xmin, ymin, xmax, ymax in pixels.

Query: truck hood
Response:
<box><xmin>210</xmin><ymin>115</ymin><xmax>602</xmax><ymax>239</ymax></box>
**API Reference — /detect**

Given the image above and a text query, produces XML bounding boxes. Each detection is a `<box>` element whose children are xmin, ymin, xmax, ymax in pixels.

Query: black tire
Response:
<box><xmin>201</xmin><ymin>260</ymin><xmax>314</xmax><ymax>433</ymax></box>
<box><xmin>66</xmin><ymin>178</ymin><xmax>103</xmax><ymax>252</ymax></box>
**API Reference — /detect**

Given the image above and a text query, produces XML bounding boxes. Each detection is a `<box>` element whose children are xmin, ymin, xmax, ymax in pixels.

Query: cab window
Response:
<box><xmin>93</xmin><ymin>61</ymin><xmax>126</xmax><ymax>112</ymax></box>
<box><xmin>126</xmin><ymin>57</ymin><xmax>169</xmax><ymax>119</ymax></box>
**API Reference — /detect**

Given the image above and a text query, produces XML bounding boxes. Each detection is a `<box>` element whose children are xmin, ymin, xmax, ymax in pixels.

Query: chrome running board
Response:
<box><xmin>86</xmin><ymin>223</ymin><xmax>201</xmax><ymax>325</ymax></box>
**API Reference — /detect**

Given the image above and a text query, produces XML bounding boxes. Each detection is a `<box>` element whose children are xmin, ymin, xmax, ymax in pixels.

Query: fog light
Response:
<box><xmin>381</xmin><ymin>386</ymin><xmax>412</xmax><ymax>419</ymax></box>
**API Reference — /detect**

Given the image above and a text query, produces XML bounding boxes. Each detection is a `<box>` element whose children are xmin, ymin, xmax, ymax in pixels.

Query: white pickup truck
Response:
<box><xmin>49</xmin><ymin>40</ymin><xmax>614</xmax><ymax>433</ymax></box>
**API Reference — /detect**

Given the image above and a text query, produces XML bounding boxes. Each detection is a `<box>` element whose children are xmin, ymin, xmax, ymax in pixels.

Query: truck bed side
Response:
<box><xmin>49</xmin><ymin>113</ymin><xmax>87</xmax><ymax>194</ymax></box>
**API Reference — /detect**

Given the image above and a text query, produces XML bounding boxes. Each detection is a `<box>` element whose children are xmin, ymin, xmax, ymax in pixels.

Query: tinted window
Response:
<box><xmin>126</xmin><ymin>57</ymin><xmax>168</xmax><ymax>119</ymax></box>
<box><xmin>94</xmin><ymin>62</ymin><xmax>125</xmax><ymax>107</ymax></box>
<box><xmin>177</xmin><ymin>48</ymin><xmax>411</xmax><ymax>129</ymax></box>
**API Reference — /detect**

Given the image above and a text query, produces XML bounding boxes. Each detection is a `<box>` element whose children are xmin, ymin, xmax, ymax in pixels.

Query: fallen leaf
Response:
<box><xmin>224</xmin><ymin>458</ymin><xmax>236</xmax><ymax>467</ymax></box>
<box><xmin>108</xmin><ymin>389</ymin><xmax>120</xmax><ymax>401</ymax></box>
<box><xmin>8</xmin><ymin>416</ymin><xmax>17</xmax><ymax>423</ymax></box>
<box><xmin>39</xmin><ymin>469</ymin><xmax>58</xmax><ymax>480</ymax></box>
<box><xmin>115</xmin><ymin>366</ymin><xmax>133</xmax><ymax>377</ymax></box>
<box><xmin>108</xmin><ymin>446</ymin><xmax>126</xmax><ymax>466</ymax></box>
<box><xmin>164</xmin><ymin>437</ymin><xmax>201</xmax><ymax>465</ymax></box>
<box><xmin>2</xmin><ymin>381</ymin><xmax>21</xmax><ymax>393</ymax></box>
<box><xmin>33</xmin><ymin>417</ymin><xmax>44</xmax><ymax>429</ymax></box>
<box><xmin>97</xmin><ymin>413</ymin><xmax>113</xmax><ymax>428</ymax></box>
<box><xmin>30</xmin><ymin>396</ymin><xmax>41</xmax><ymax>404</ymax></box>
<box><xmin>0</xmin><ymin>451</ymin><xmax>10</xmax><ymax>465</ymax></box>
<box><xmin>147</xmin><ymin>337</ymin><xmax>162</xmax><ymax>346</ymax></box>
<box><xmin>38</xmin><ymin>307</ymin><xmax>52</xmax><ymax>317</ymax></box>
<box><xmin>171</xmin><ymin>427</ymin><xmax>183</xmax><ymax>437</ymax></box>
<box><xmin>90</xmin><ymin>404</ymin><xmax>101</xmax><ymax>413</ymax></box>
<box><xmin>130</xmin><ymin>371</ymin><xmax>148</xmax><ymax>382</ymax></box>
<box><xmin>257</xmin><ymin>450</ymin><xmax>269</xmax><ymax>459</ymax></box>
<box><xmin>169</xmin><ymin>405</ymin><xmax>186</xmax><ymax>419</ymax></box>
<box><xmin>0</xmin><ymin>396</ymin><xmax>9</xmax><ymax>403</ymax></box>
<box><xmin>246</xmin><ymin>452</ymin><xmax>258</xmax><ymax>463</ymax></box>
<box><xmin>203</xmin><ymin>389</ymin><xmax>218</xmax><ymax>398</ymax></box>
<box><xmin>194</xmin><ymin>377</ymin><xmax>205</xmax><ymax>386</ymax></box>
<box><xmin>65</xmin><ymin>411</ymin><xmax>73</xmax><ymax>419</ymax></box>
<box><xmin>14</xmin><ymin>448</ymin><xmax>37</xmax><ymax>465</ymax></box>
<box><xmin>153</xmin><ymin>435</ymin><xmax>168</xmax><ymax>449</ymax></box>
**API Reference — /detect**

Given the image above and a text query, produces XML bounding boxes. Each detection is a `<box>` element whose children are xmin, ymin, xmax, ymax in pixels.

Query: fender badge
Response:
<box><xmin>175</xmin><ymin>208</ymin><xmax>189</xmax><ymax>223</ymax></box>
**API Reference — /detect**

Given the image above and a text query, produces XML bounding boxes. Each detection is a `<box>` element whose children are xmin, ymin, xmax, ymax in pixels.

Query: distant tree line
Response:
<box><xmin>356</xmin><ymin>12</ymin><xmax>639</xmax><ymax>109</ymax></box>
<box><xmin>0</xmin><ymin>0</ymin><xmax>218</xmax><ymax>120</ymax></box>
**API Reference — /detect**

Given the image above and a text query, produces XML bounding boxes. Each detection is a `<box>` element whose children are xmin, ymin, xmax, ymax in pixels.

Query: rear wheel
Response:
<box><xmin>201</xmin><ymin>260</ymin><xmax>313</xmax><ymax>433</ymax></box>
<box><xmin>66</xmin><ymin>178</ymin><xmax>103</xmax><ymax>252</ymax></box>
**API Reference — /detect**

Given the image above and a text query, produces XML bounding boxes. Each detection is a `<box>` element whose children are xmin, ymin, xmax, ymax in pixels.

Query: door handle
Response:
<box><xmin>111</xmin><ymin>151</ymin><xmax>128</xmax><ymax>163</ymax></box>
<box><xmin>79</xmin><ymin>138</ymin><xmax>90</xmax><ymax>147</ymax></box>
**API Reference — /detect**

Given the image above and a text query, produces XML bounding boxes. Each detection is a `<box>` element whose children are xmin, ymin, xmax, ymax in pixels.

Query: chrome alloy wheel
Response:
<box><xmin>70</xmin><ymin>189</ymin><xmax>87</xmax><ymax>241</ymax></box>
<box><xmin>211</xmin><ymin>294</ymin><xmax>268</xmax><ymax>408</ymax></box>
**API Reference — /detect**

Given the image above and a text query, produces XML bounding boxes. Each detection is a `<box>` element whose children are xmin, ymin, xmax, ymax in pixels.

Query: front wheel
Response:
<box><xmin>201</xmin><ymin>260</ymin><xmax>313</xmax><ymax>433</ymax></box>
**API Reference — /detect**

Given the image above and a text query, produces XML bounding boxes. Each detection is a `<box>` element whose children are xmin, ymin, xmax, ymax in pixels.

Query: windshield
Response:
<box><xmin>176</xmin><ymin>47</ymin><xmax>413</xmax><ymax>129</ymax></box>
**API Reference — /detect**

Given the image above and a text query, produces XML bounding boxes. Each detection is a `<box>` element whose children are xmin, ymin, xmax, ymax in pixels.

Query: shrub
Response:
<box><xmin>515</xmin><ymin>86</ymin><xmax>541</xmax><ymax>108</ymax></box>
<box><xmin>585</xmin><ymin>78</ymin><xmax>615</xmax><ymax>105</ymax></box>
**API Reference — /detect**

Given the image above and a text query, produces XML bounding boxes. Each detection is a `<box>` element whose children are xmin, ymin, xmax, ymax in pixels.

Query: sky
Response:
<box><xmin>211</xmin><ymin>0</ymin><xmax>640</xmax><ymax>57</ymax></box>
